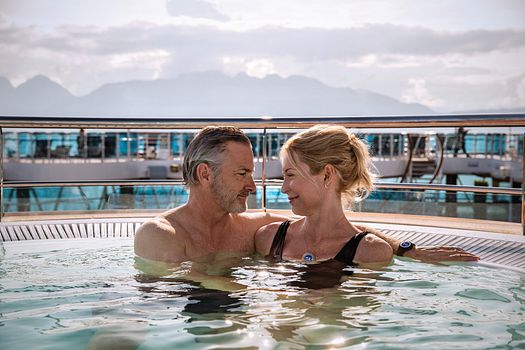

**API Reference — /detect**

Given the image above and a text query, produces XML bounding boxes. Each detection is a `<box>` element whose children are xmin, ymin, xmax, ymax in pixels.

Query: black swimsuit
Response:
<box><xmin>266</xmin><ymin>220</ymin><xmax>370</xmax><ymax>266</ymax></box>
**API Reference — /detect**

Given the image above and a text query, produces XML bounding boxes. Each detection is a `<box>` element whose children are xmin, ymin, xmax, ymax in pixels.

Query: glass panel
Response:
<box><xmin>18</xmin><ymin>132</ymin><xmax>32</xmax><ymax>159</ymax></box>
<box><xmin>262</xmin><ymin>185</ymin><xmax>521</xmax><ymax>223</ymax></box>
<box><xmin>103</xmin><ymin>133</ymin><xmax>117</xmax><ymax>158</ymax></box>
<box><xmin>2</xmin><ymin>185</ymin><xmax>191</xmax><ymax>213</ymax></box>
<box><xmin>3</xmin><ymin>132</ymin><xmax>18</xmax><ymax>158</ymax></box>
<box><xmin>118</xmin><ymin>132</ymin><xmax>129</xmax><ymax>158</ymax></box>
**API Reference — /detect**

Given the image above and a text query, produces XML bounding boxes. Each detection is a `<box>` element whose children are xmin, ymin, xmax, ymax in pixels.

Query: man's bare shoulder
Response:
<box><xmin>134</xmin><ymin>212</ymin><xmax>185</xmax><ymax>263</ymax></box>
<box><xmin>139</xmin><ymin>206</ymin><xmax>186</xmax><ymax>234</ymax></box>
<box><xmin>137</xmin><ymin>216</ymin><xmax>176</xmax><ymax>235</ymax></box>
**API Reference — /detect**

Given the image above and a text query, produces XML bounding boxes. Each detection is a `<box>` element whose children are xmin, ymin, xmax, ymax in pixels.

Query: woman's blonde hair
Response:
<box><xmin>281</xmin><ymin>125</ymin><xmax>376</xmax><ymax>206</ymax></box>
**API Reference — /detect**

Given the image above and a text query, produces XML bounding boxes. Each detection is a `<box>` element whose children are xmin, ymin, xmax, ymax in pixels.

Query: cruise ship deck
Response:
<box><xmin>1</xmin><ymin>114</ymin><xmax>524</xmax><ymax>272</ymax></box>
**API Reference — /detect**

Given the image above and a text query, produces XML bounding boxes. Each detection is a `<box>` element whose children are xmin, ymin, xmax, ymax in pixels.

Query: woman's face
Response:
<box><xmin>281</xmin><ymin>153</ymin><xmax>324</xmax><ymax>216</ymax></box>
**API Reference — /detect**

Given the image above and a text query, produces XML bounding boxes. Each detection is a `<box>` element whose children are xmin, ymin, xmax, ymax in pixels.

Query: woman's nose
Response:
<box><xmin>281</xmin><ymin>179</ymin><xmax>289</xmax><ymax>194</ymax></box>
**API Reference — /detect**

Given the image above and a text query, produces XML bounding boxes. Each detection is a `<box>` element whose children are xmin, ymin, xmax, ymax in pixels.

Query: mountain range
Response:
<box><xmin>0</xmin><ymin>72</ymin><xmax>435</xmax><ymax>117</ymax></box>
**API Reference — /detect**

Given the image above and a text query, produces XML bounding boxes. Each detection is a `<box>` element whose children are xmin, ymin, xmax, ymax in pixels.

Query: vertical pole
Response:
<box><xmin>499</xmin><ymin>133</ymin><xmax>503</xmax><ymax>159</ymax></box>
<box><xmin>16</xmin><ymin>132</ymin><xmax>20</xmax><ymax>161</ymax></box>
<box><xmin>473</xmin><ymin>133</ymin><xmax>477</xmax><ymax>158</ymax></box>
<box><xmin>127</xmin><ymin>130</ymin><xmax>131</xmax><ymax>160</ymax></box>
<box><xmin>378</xmin><ymin>134</ymin><xmax>382</xmax><ymax>157</ymax></box>
<box><xmin>179</xmin><ymin>132</ymin><xmax>183</xmax><ymax>160</ymax></box>
<box><xmin>30</xmin><ymin>132</ymin><xmax>34</xmax><ymax>163</ymax></box>
<box><xmin>101</xmin><ymin>133</ymin><xmax>105</xmax><ymax>162</ymax></box>
<box><xmin>390</xmin><ymin>133</ymin><xmax>394</xmax><ymax>158</ymax></box>
<box><xmin>47</xmin><ymin>132</ymin><xmax>51</xmax><ymax>161</ymax></box>
<box><xmin>83</xmin><ymin>130</ymin><xmax>87</xmax><ymax>161</ymax></box>
<box><xmin>485</xmin><ymin>134</ymin><xmax>489</xmax><ymax>159</ymax></box>
<box><xmin>167</xmin><ymin>132</ymin><xmax>171</xmax><ymax>160</ymax></box>
<box><xmin>522</xmin><ymin>133</ymin><xmax>524</xmax><ymax>235</ymax></box>
<box><xmin>262</xmin><ymin>128</ymin><xmax>267</xmax><ymax>211</ymax></box>
<box><xmin>115</xmin><ymin>132</ymin><xmax>120</xmax><ymax>162</ymax></box>
<box><xmin>0</xmin><ymin>128</ymin><xmax>3</xmax><ymax>222</ymax></box>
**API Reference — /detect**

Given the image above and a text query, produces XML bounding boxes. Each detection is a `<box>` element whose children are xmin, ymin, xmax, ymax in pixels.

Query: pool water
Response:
<box><xmin>0</xmin><ymin>239</ymin><xmax>523</xmax><ymax>350</ymax></box>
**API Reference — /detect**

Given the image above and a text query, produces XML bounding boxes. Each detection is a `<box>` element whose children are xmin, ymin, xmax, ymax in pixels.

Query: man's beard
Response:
<box><xmin>210</xmin><ymin>177</ymin><xmax>249</xmax><ymax>213</ymax></box>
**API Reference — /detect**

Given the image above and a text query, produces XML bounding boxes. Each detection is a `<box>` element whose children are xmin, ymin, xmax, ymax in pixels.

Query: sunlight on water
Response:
<box><xmin>0</xmin><ymin>238</ymin><xmax>523</xmax><ymax>349</ymax></box>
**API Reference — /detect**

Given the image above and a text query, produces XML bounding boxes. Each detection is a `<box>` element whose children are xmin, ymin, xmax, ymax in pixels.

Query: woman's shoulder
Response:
<box><xmin>255</xmin><ymin>221</ymin><xmax>285</xmax><ymax>241</ymax></box>
<box><xmin>254</xmin><ymin>221</ymin><xmax>288</xmax><ymax>256</ymax></box>
<box><xmin>354</xmin><ymin>231</ymin><xmax>393</xmax><ymax>266</ymax></box>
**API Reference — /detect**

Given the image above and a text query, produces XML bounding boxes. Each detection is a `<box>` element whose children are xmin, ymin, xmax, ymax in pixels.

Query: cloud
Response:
<box><xmin>500</xmin><ymin>73</ymin><xmax>525</xmax><ymax>108</ymax></box>
<box><xmin>517</xmin><ymin>76</ymin><xmax>525</xmax><ymax>103</ymax></box>
<box><xmin>1</xmin><ymin>18</ymin><xmax>524</xmax><ymax>111</ymax></box>
<box><xmin>166</xmin><ymin>0</ymin><xmax>229</xmax><ymax>21</ymax></box>
<box><xmin>3</xmin><ymin>21</ymin><xmax>525</xmax><ymax>59</ymax></box>
<box><xmin>402</xmin><ymin>78</ymin><xmax>444</xmax><ymax>109</ymax></box>
<box><xmin>245</xmin><ymin>59</ymin><xmax>275</xmax><ymax>78</ymax></box>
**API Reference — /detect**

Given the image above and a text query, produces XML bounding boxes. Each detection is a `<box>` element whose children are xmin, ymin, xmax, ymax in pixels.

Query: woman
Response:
<box><xmin>255</xmin><ymin>125</ymin><xmax>393</xmax><ymax>267</ymax></box>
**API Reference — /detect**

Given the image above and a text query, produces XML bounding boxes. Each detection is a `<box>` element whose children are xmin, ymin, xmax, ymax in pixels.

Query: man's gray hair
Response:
<box><xmin>183</xmin><ymin>126</ymin><xmax>252</xmax><ymax>186</ymax></box>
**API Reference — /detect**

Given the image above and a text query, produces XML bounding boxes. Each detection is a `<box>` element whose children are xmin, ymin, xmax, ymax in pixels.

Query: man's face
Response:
<box><xmin>210</xmin><ymin>141</ymin><xmax>256</xmax><ymax>213</ymax></box>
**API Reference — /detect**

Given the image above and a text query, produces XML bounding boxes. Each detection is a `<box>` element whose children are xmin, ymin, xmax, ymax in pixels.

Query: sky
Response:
<box><xmin>1</xmin><ymin>0</ymin><xmax>524</xmax><ymax>112</ymax></box>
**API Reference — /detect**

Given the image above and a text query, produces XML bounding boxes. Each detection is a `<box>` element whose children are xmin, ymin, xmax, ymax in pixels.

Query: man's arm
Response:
<box><xmin>357</xmin><ymin>225</ymin><xmax>479</xmax><ymax>262</ymax></box>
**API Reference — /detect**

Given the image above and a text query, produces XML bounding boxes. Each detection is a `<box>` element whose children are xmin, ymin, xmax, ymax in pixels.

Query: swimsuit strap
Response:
<box><xmin>334</xmin><ymin>231</ymin><xmax>370</xmax><ymax>266</ymax></box>
<box><xmin>266</xmin><ymin>220</ymin><xmax>291</xmax><ymax>262</ymax></box>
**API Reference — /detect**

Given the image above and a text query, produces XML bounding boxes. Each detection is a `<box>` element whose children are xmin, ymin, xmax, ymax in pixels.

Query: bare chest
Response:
<box><xmin>183</xmin><ymin>226</ymin><xmax>255</xmax><ymax>259</ymax></box>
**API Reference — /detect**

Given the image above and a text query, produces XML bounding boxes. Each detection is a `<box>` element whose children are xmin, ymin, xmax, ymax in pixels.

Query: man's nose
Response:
<box><xmin>246</xmin><ymin>175</ymin><xmax>256</xmax><ymax>193</ymax></box>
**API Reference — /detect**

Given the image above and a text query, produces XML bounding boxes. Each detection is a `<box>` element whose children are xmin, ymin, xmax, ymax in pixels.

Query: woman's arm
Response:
<box><xmin>356</xmin><ymin>225</ymin><xmax>479</xmax><ymax>262</ymax></box>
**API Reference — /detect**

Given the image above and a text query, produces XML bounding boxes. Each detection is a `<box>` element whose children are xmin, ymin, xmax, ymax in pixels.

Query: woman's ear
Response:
<box><xmin>196</xmin><ymin>163</ymin><xmax>212</xmax><ymax>184</ymax></box>
<box><xmin>323</xmin><ymin>164</ymin><xmax>336</xmax><ymax>186</ymax></box>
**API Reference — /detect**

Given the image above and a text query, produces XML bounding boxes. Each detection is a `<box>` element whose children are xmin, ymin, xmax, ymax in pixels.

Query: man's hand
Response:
<box><xmin>403</xmin><ymin>246</ymin><xmax>479</xmax><ymax>262</ymax></box>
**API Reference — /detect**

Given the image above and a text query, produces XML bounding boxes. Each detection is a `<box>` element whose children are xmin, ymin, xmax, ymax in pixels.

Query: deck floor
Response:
<box><xmin>1</xmin><ymin>216</ymin><xmax>524</xmax><ymax>273</ymax></box>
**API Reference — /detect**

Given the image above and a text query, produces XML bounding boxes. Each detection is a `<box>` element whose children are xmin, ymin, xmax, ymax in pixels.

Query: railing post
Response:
<box><xmin>128</xmin><ymin>130</ymin><xmax>132</xmax><ymax>161</ymax></box>
<box><xmin>262</xmin><ymin>128</ymin><xmax>267</xmax><ymax>211</ymax></box>
<box><xmin>522</xmin><ymin>132</ymin><xmax>524</xmax><ymax>235</ymax></box>
<box><xmin>0</xmin><ymin>127</ymin><xmax>3</xmax><ymax>222</ymax></box>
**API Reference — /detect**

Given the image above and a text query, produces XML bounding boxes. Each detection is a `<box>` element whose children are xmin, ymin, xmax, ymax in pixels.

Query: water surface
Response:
<box><xmin>0</xmin><ymin>238</ymin><xmax>523</xmax><ymax>349</ymax></box>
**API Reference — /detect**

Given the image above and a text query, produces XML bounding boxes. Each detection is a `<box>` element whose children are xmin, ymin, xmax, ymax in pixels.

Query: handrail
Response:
<box><xmin>1</xmin><ymin>114</ymin><xmax>524</xmax><ymax>129</ymax></box>
<box><xmin>2</xmin><ymin>179</ymin><xmax>521</xmax><ymax>195</ymax></box>
<box><xmin>1</xmin><ymin>114</ymin><xmax>524</xmax><ymax>234</ymax></box>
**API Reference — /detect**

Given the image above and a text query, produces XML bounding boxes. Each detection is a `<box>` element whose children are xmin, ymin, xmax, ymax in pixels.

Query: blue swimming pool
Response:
<box><xmin>0</xmin><ymin>238</ymin><xmax>523</xmax><ymax>349</ymax></box>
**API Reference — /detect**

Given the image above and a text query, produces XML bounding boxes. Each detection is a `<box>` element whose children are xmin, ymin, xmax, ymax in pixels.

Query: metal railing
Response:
<box><xmin>1</xmin><ymin>114</ymin><xmax>524</xmax><ymax>234</ymax></box>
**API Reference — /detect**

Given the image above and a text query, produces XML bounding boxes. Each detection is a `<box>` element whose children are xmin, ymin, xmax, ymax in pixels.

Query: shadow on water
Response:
<box><xmin>130</xmin><ymin>254</ymin><xmax>392</xmax><ymax>348</ymax></box>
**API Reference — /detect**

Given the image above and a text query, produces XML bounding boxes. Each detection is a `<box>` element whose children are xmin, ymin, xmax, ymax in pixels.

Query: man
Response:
<box><xmin>134</xmin><ymin>126</ymin><xmax>478</xmax><ymax>263</ymax></box>
<box><xmin>454</xmin><ymin>127</ymin><xmax>470</xmax><ymax>157</ymax></box>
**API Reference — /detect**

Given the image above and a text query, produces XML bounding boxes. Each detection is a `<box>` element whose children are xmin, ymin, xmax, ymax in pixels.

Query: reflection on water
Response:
<box><xmin>131</xmin><ymin>254</ymin><xmax>398</xmax><ymax>348</ymax></box>
<box><xmin>0</xmin><ymin>239</ymin><xmax>523</xmax><ymax>349</ymax></box>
